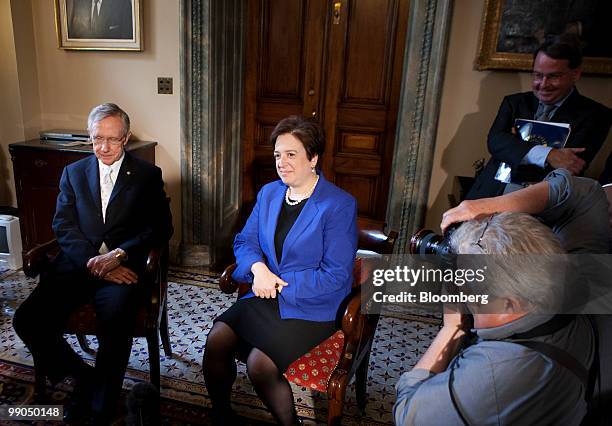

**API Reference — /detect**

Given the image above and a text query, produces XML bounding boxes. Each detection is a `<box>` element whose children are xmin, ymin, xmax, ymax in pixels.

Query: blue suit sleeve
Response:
<box><xmin>282</xmin><ymin>198</ymin><xmax>358</xmax><ymax>300</ymax></box>
<box><xmin>52</xmin><ymin>167</ymin><xmax>99</xmax><ymax>268</ymax></box>
<box><xmin>233</xmin><ymin>189</ymin><xmax>266</xmax><ymax>283</ymax></box>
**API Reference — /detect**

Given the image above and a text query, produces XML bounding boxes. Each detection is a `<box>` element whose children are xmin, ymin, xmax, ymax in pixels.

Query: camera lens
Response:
<box><xmin>409</xmin><ymin>229</ymin><xmax>443</xmax><ymax>255</ymax></box>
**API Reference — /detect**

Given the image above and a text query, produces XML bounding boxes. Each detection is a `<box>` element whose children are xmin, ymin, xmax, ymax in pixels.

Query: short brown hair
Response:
<box><xmin>269</xmin><ymin>116</ymin><xmax>325</xmax><ymax>165</ymax></box>
<box><xmin>533</xmin><ymin>33</ymin><xmax>583</xmax><ymax>69</ymax></box>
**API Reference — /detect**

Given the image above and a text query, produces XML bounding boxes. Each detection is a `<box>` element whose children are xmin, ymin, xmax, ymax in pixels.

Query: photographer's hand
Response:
<box><xmin>440</xmin><ymin>180</ymin><xmax>550</xmax><ymax>233</ymax></box>
<box><xmin>441</xmin><ymin>200</ymin><xmax>489</xmax><ymax>233</ymax></box>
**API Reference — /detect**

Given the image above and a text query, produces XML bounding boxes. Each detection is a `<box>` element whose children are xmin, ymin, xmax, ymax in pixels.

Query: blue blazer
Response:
<box><xmin>232</xmin><ymin>174</ymin><xmax>358</xmax><ymax>322</ymax></box>
<box><xmin>51</xmin><ymin>153</ymin><xmax>172</xmax><ymax>275</ymax></box>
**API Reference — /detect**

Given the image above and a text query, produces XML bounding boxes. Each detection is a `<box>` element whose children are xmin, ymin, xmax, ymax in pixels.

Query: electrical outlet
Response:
<box><xmin>157</xmin><ymin>77</ymin><xmax>173</xmax><ymax>94</ymax></box>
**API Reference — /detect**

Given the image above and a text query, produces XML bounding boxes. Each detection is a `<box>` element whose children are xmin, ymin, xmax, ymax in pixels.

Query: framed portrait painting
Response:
<box><xmin>475</xmin><ymin>0</ymin><xmax>612</xmax><ymax>74</ymax></box>
<box><xmin>54</xmin><ymin>0</ymin><xmax>143</xmax><ymax>51</ymax></box>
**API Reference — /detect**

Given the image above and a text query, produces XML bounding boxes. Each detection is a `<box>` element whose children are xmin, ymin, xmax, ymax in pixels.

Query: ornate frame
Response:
<box><xmin>475</xmin><ymin>0</ymin><xmax>612</xmax><ymax>74</ymax></box>
<box><xmin>54</xmin><ymin>0</ymin><xmax>143</xmax><ymax>51</ymax></box>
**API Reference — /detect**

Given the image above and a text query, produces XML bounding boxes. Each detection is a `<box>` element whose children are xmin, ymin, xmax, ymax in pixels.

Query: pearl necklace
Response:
<box><xmin>285</xmin><ymin>175</ymin><xmax>319</xmax><ymax>206</ymax></box>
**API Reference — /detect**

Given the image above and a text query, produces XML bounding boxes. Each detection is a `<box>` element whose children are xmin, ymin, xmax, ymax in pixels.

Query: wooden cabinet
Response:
<box><xmin>9</xmin><ymin>140</ymin><xmax>156</xmax><ymax>252</ymax></box>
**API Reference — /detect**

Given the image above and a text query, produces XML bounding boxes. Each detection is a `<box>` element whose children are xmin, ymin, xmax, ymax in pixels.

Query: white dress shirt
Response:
<box><xmin>98</xmin><ymin>152</ymin><xmax>124</xmax><ymax>253</ymax></box>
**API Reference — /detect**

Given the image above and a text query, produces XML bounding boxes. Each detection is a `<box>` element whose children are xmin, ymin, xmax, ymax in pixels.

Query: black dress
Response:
<box><xmin>215</xmin><ymin>198</ymin><xmax>337</xmax><ymax>372</ymax></box>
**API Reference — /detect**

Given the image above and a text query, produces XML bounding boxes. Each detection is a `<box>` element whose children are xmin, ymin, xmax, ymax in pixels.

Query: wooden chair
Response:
<box><xmin>218</xmin><ymin>223</ymin><xmax>398</xmax><ymax>425</ymax></box>
<box><xmin>22</xmin><ymin>238</ymin><xmax>172</xmax><ymax>394</ymax></box>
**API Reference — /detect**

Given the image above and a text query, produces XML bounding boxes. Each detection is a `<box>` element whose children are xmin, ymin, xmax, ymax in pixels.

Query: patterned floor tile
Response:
<box><xmin>0</xmin><ymin>270</ymin><xmax>439</xmax><ymax>424</ymax></box>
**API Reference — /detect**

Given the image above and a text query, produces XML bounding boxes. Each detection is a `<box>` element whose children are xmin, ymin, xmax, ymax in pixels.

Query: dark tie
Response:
<box><xmin>534</xmin><ymin>103</ymin><xmax>555</xmax><ymax>122</ymax></box>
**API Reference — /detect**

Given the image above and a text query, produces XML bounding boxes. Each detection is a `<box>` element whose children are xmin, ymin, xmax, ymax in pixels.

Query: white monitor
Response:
<box><xmin>0</xmin><ymin>215</ymin><xmax>23</xmax><ymax>270</ymax></box>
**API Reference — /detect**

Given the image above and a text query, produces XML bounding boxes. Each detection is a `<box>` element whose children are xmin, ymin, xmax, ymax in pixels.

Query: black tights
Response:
<box><xmin>203</xmin><ymin>321</ymin><xmax>298</xmax><ymax>425</ymax></box>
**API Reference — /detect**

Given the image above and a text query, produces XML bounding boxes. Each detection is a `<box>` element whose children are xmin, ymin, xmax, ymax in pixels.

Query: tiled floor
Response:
<box><xmin>0</xmin><ymin>270</ymin><xmax>440</xmax><ymax>424</ymax></box>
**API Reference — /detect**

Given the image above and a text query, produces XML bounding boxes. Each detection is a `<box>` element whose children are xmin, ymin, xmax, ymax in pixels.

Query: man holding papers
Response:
<box><xmin>468</xmin><ymin>34</ymin><xmax>612</xmax><ymax>199</ymax></box>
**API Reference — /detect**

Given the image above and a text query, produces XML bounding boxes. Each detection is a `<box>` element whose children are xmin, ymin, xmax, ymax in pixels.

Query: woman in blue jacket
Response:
<box><xmin>203</xmin><ymin>116</ymin><xmax>358</xmax><ymax>424</ymax></box>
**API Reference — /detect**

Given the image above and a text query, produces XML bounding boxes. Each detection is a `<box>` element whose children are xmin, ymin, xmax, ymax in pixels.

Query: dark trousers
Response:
<box><xmin>13</xmin><ymin>270</ymin><xmax>140</xmax><ymax>415</ymax></box>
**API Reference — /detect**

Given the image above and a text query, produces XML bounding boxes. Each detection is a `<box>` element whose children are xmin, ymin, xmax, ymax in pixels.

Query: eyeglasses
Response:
<box><xmin>91</xmin><ymin>135</ymin><xmax>126</xmax><ymax>146</ymax></box>
<box><xmin>531</xmin><ymin>71</ymin><xmax>569</xmax><ymax>83</ymax></box>
<box><xmin>471</xmin><ymin>215</ymin><xmax>494</xmax><ymax>251</ymax></box>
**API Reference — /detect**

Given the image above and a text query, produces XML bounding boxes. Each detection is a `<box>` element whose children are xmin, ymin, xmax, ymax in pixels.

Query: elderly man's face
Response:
<box><xmin>532</xmin><ymin>52</ymin><xmax>581</xmax><ymax>105</ymax></box>
<box><xmin>91</xmin><ymin>116</ymin><xmax>129</xmax><ymax>166</ymax></box>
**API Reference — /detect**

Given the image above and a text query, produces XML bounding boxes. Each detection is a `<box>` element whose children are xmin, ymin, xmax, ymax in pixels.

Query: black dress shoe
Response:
<box><xmin>210</xmin><ymin>407</ymin><xmax>239</xmax><ymax>426</ymax></box>
<box><xmin>63</xmin><ymin>399</ymin><xmax>92</xmax><ymax>424</ymax></box>
<box><xmin>63</xmin><ymin>367</ymin><xmax>95</xmax><ymax>424</ymax></box>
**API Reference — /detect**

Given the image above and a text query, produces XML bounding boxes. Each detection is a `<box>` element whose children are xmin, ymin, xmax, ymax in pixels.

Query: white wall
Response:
<box><xmin>0</xmin><ymin>0</ymin><xmax>25</xmax><ymax>206</ymax></box>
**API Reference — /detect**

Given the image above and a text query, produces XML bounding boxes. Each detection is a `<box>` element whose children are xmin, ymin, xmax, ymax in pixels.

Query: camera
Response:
<box><xmin>409</xmin><ymin>224</ymin><xmax>459</xmax><ymax>256</ymax></box>
<box><xmin>409</xmin><ymin>225</ymin><xmax>460</xmax><ymax>268</ymax></box>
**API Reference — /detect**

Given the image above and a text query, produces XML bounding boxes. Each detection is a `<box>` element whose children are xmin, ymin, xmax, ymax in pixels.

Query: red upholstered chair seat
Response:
<box><xmin>284</xmin><ymin>330</ymin><xmax>345</xmax><ymax>391</ymax></box>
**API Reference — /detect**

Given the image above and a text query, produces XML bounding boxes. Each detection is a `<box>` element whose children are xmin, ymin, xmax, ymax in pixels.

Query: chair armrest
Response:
<box><xmin>145</xmin><ymin>247</ymin><xmax>162</xmax><ymax>277</ymax></box>
<box><xmin>23</xmin><ymin>239</ymin><xmax>60</xmax><ymax>278</ymax></box>
<box><xmin>143</xmin><ymin>245</ymin><xmax>166</xmax><ymax>329</ymax></box>
<box><xmin>219</xmin><ymin>264</ymin><xmax>239</xmax><ymax>294</ymax></box>
<box><xmin>357</xmin><ymin>228</ymin><xmax>399</xmax><ymax>255</ymax></box>
<box><xmin>333</xmin><ymin>258</ymin><xmax>381</xmax><ymax>379</ymax></box>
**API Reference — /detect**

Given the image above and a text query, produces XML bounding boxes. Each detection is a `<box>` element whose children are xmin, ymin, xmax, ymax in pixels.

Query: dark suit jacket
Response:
<box><xmin>599</xmin><ymin>152</ymin><xmax>612</xmax><ymax>185</ymax></box>
<box><xmin>232</xmin><ymin>174</ymin><xmax>358</xmax><ymax>322</ymax></box>
<box><xmin>51</xmin><ymin>152</ymin><xmax>172</xmax><ymax>275</ymax></box>
<box><xmin>468</xmin><ymin>89</ymin><xmax>612</xmax><ymax>199</ymax></box>
<box><xmin>68</xmin><ymin>0</ymin><xmax>133</xmax><ymax>40</ymax></box>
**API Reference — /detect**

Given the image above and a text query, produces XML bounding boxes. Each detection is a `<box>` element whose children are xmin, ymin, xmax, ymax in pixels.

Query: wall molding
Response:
<box><xmin>387</xmin><ymin>0</ymin><xmax>453</xmax><ymax>252</ymax></box>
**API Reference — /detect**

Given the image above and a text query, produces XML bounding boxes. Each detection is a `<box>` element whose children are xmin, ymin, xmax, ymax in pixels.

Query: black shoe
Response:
<box><xmin>210</xmin><ymin>407</ymin><xmax>239</xmax><ymax>426</ymax></box>
<box><xmin>63</xmin><ymin>366</ymin><xmax>95</xmax><ymax>424</ymax></box>
<box><xmin>63</xmin><ymin>400</ymin><xmax>92</xmax><ymax>424</ymax></box>
<box><xmin>126</xmin><ymin>382</ymin><xmax>160</xmax><ymax>426</ymax></box>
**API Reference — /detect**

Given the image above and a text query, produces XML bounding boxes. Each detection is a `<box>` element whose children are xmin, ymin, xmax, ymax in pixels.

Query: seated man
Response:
<box><xmin>394</xmin><ymin>213</ymin><xmax>594</xmax><ymax>425</ymax></box>
<box><xmin>13</xmin><ymin>103</ymin><xmax>172</xmax><ymax>424</ymax></box>
<box><xmin>467</xmin><ymin>34</ymin><xmax>612</xmax><ymax>200</ymax></box>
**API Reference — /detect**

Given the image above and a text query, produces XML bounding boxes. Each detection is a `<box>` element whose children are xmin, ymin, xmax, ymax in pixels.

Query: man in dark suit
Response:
<box><xmin>467</xmin><ymin>34</ymin><xmax>612</xmax><ymax>199</ymax></box>
<box><xmin>68</xmin><ymin>0</ymin><xmax>134</xmax><ymax>40</ymax></box>
<box><xmin>13</xmin><ymin>103</ymin><xmax>172</xmax><ymax>424</ymax></box>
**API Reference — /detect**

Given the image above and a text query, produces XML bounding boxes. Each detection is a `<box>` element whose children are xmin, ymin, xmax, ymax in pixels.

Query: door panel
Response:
<box><xmin>259</xmin><ymin>0</ymin><xmax>306</xmax><ymax>99</ymax></box>
<box><xmin>341</xmin><ymin>0</ymin><xmax>396</xmax><ymax>104</ymax></box>
<box><xmin>243</xmin><ymin>0</ymin><xmax>408</xmax><ymax>223</ymax></box>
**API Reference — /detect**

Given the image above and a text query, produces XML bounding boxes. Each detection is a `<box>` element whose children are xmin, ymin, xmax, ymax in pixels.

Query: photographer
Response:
<box><xmin>442</xmin><ymin>168</ymin><xmax>610</xmax><ymax>254</ymax></box>
<box><xmin>393</xmin><ymin>213</ymin><xmax>594</xmax><ymax>425</ymax></box>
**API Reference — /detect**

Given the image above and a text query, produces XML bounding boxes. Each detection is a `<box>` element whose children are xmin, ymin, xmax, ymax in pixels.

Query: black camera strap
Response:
<box><xmin>447</xmin><ymin>315</ymin><xmax>595</xmax><ymax>426</ymax></box>
<box><xmin>509</xmin><ymin>340</ymin><xmax>588</xmax><ymax>388</ymax></box>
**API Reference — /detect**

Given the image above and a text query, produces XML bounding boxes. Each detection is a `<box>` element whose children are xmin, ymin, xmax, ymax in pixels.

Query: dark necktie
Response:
<box><xmin>534</xmin><ymin>103</ymin><xmax>555</xmax><ymax>122</ymax></box>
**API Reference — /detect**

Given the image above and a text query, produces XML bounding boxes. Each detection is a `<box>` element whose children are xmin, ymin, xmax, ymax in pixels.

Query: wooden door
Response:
<box><xmin>243</xmin><ymin>0</ymin><xmax>408</xmax><ymax>222</ymax></box>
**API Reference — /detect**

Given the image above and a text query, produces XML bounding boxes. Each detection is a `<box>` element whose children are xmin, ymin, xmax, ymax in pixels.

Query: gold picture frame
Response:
<box><xmin>475</xmin><ymin>0</ymin><xmax>612</xmax><ymax>75</ymax></box>
<box><xmin>54</xmin><ymin>0</ymin><xmax>143</xmax><ymax>51</ymax></box>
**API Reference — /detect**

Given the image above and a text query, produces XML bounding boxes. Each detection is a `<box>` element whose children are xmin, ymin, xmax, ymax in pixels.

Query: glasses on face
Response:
<box><xmin>531</xmin><ymin>71</ymin><xmax>569</xmax><ymax>83</ymax></box>
<box><xmin>471</xmin><ymin>215</ymin><xmax>494</xmax><ymax>251</ymax></box>
<box><xmin>91</xmin><ymin>135</ymin><xmax>126</xmax><ymax>146</ymax></box>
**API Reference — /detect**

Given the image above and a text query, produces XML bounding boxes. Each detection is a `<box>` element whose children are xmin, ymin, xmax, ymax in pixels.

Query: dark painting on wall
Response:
<box><xmin>54</xmin><ymin>0</ymin><xmax>142</xmax><ymax>51</ymax></box>
<box><xmin>476</xmin><ymin>0</ymin><xmax>612</xmax><ymax>74</ymax></box>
